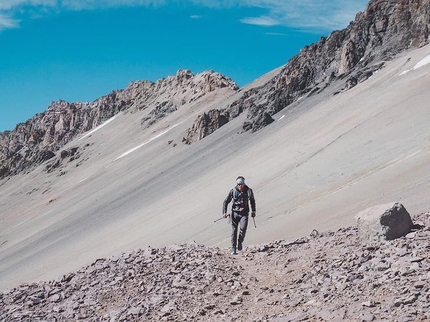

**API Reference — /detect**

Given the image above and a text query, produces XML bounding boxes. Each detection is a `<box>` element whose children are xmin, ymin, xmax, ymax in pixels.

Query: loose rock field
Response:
<box><xmin>1</xmin><ymin>212</ymin><xmax>429</xmax><ymax>321</ymax></box>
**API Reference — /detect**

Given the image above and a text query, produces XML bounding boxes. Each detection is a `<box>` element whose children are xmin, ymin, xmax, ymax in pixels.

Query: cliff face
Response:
<box><xmin>0</xmin><ymin>70</ymin><xmax>238</xmax><ymax>178</ymax></box>
<box><xmin>1</xmin><ymin>0</ymin><xmax>429</xmax><ymax>178</ymax></box>
<box><xmin>247</xmin><ymin>0</ymin><xmax>430</xmax><ymax>127</ymax></box>
<box><xmin>182</xmin><ymin>0</ymin><xmax>430</xmax><ymax>142</ymax></box>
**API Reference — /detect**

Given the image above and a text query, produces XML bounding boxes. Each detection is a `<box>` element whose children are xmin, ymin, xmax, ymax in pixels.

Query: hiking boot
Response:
<box><xmin>230</xmin><ymin>247</ymin><xmax>237</xmax><ymax>255</ymax></box>
<box><xmin>238</xmin><ymin>242</ymin><xmax>243</xmax><ymax>251</ymax></box>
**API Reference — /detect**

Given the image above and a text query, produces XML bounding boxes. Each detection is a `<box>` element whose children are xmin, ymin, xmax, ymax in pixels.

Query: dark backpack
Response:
<box><xmin>231</xmin><ymin>186</ymin><xmax>252</xmax><ymax>213</ymax></box>
<box><xmin>232</xmin><ymin>186</ymin><xmax>252</xmax><ymax>201</ymax></box>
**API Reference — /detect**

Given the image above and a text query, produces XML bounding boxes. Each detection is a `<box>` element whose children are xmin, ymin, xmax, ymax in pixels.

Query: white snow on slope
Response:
<box><xmin>399</xmin><ymin>54</ymin><xmax>430</xmax><ymax>76</ymax></box>
<box><xmin>78</xmin><ymin>115</ymin><xmax>118</xmax><ymax>141</ymax></box>
<box><xmin>114</xmin><ymin>123</ymin><xmax>181</xmax><ymax>161</ymax></box>
<box><xmin>413</xmin><ymin>54</ymin><xmax>430</xmax><ymax>69</ymax></box>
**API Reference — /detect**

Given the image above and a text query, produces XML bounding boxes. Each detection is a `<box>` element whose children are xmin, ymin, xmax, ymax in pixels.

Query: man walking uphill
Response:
<box><xmin>223</xmin><ymin>176</ymin><xmax>256</xmax><ymax>255</ymax></box>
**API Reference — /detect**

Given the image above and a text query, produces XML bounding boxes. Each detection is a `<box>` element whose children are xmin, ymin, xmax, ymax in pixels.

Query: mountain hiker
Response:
<box><xmin>222</xmin><ymin>176</ymin><xmax>256</xmax><ymax>255</ymax></box>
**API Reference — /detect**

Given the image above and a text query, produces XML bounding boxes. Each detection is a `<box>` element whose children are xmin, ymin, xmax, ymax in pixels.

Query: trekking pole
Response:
<box><xmin>252</xmin><ymin>217</ymin><xmax>257</xmax><ymax>228</ymax></box>
<box><xmin>214</xmin><ymin>214</ymin><xmax>230</xmax><ymax>223</ymax></box>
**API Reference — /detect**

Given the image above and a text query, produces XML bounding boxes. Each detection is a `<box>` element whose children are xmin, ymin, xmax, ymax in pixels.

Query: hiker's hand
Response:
<box><xmin>251</xmin><ymin>212</ymin><xmax>256</xmax><ymax>218</ymax></box>
<box><xmin>223</xmin><ymin>213</ymin><xmax>228</xmax><ymax>218</ymax></box>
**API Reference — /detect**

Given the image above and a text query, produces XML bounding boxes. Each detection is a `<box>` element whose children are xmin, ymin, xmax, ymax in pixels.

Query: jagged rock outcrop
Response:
<box><xmin>184</xmin><ymin>0</ymin><xmax>430</xmax><ymax>140</ymax></box>
<box><xmin>2</xmin><ymin>0</ymin><xmax>429</xmax><ymax>175</ymax></box>
<box><xmin>1</xmin><ymin>212</ymin><xmax>429</xmax><ymax>321</ymax></box>
<box><xmin>0</xmin><ymin>70</ymin><xmax>238</xmax><ymax>179</ymax></box>
<box><xmin>182</xmin><ymin>110</ymin><xmax>230</xmax><ymax>145</ymax></box>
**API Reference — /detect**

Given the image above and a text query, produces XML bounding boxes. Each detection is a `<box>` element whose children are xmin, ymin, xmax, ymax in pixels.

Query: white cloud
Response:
<box><xmin>0</xmin><ymin>0</ymin><xmax>56</xmax><ymax>30</ymax></box>
<box><xmin>240</xmin><ymin>15</ymin><xmax>279</xmax><ymax>26</ymax></box>
<box><xmin>0</xmin><ymin>0</ymin><xmax>56</xmax><ymax>10</ymax></box>
<box><xmin>190</xmin><ymin>14</ymin><xmax>202</xmax><ymax>19</ymax></box>
<box><xmin>187</xmin><ymin>0</ymin><xmax>368</xmax><ymax>30</ymax></box>
<box><xmin>0</xmin><ymin>13</ymin><xmax>19</xmax><ymax>30</ymax></box>
<box><xmin>0</xmin><ymin>0</ymin><xmax>369</xmax><ymax>32</ymax></box>
<box><xmin>0</xmin><ymin>0</ymin><xmax>167</xmax><ymax>29</ymax></box>
<box><xmin>236</xmin><ymin>0</ymin><xmax>368</xmax><ymax>31</ymax></box>
<box><xmin>59</xmin><ymin>0</ymin><xmax>167</xmax><ymax>11</ymax></box>
<box><xmin>265</xmin><ymin>32</ymin><xmax>286</xmax><ymax>36</ymax></box>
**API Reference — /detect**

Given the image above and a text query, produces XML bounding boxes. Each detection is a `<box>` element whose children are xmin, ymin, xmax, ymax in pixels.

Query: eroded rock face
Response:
<box><xmin>0</xmin><ymin>70</ymin><xmax>238</xmax><ymax>179</ymax></box>
<box><xmin>1</xmin><ymin>212</ymin><xmax>429</xmax><ymax>321</ymax></box>
<box><xmin>185</xmin><ymin>0</ymin><xmax>430</xmax><ymax>140</ymax></box>
<box><xmin>1</xmin><ymin>0</ymin><xmax>429</xmax><ymax>174</ymax></box>
<box><xmin>182</xmin><ymin>110</ymin><xmax>230</xmax><ymax>145</ymax></box>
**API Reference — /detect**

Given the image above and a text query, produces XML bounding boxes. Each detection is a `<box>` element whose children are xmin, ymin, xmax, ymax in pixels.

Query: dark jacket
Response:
<box><xmin>223</xmin><ymin>184</ymin><xmax>256</xmax><ymax>216</ymax></box>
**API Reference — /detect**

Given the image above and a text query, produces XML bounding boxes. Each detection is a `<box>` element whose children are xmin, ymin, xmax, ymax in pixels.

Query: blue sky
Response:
<box><xmin>0</xmin><ymin>0</ymin><xmax>368</xmax><ymax>132</ymax></box>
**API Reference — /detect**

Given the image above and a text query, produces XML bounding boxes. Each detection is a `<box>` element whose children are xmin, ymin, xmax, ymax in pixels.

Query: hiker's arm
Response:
<box><xmin>222</xmin><ymin>190</ymin><xmax>232</xmax><ymax>216</ymax></box>
<box><xmin>249</xmin><ymin>188</ymin><xmax>256</xmax><ymax>215</ymax></box>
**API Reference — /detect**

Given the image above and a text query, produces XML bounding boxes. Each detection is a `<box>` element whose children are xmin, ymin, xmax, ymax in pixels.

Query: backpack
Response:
<box><xmin>231</xmin><ymin>186</ymin><xmax>252</xmax><ymax>213</ymax></box>
<box><xmin>232</xmin><ymin>186</ymin><xmax>252</xmax><ymax>201</ymax></box>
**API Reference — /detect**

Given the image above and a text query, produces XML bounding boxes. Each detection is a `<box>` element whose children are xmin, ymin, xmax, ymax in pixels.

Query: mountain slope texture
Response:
<box><xmin>1</xmin><ymin>0</ymin><xmax>429</xmax><ymax>177</ymax></box>
<box><xmin>1</xmin><ymin>0</ymin><xmax>430</xmax><ymax>320</ymax></box>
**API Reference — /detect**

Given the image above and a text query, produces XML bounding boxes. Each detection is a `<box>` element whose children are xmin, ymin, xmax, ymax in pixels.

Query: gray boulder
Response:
<box><xmin>355</xmin><ymin>202</ymin><xmax>413</xmax><ymax>244</ymax></box>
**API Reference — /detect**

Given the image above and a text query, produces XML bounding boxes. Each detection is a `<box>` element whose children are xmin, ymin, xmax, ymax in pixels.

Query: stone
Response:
<box><xmin>413</xmin><ymin>281</ymin><xmax>426</xmax><ymax>289</ymax></box>
<box><xmin>3</xmin><ymin>217</ymin><xmax>430</xmax><ymax>321</ymax></box>
<box><xmin>355</xmin><ymin>202</ymin><xmax>413</xmax><ymax>244</ymax></box>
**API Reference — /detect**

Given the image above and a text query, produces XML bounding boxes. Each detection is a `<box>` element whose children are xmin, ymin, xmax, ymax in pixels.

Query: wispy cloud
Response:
<box><xmin>265</xmin><ymin>32</ymin><xmax>286</xmax><ymax>36</ymax></box>
<box><xmin>59</xmin><ymin>0</ymin><xmax>167</xmax><ymax>11</ymax></box>
<box><xmin>187</xmin><ymin>0</ymin><xmax>368</xmax><ymax>30</ymax></box>
<box><xmin>0</xmin><ymin>0</ymin><xmax>55</xmax><ymax>31</ymax></box>
<box><xmin>0</xmin><ymin>13</ymin><xmax>19</xmax><ymax>30</ymax></box>
<box><xmin>0</xmin><ymin>0</ymin><xmax>369</xmax><ymax>32</ymax></box>
<box><xmin>240</xmin><ymin>16</ymin><xmax>279</xmax><ymax>26</ymax></box>
<box><xmin>235</xmin><ymin>0</ymin><xmax>368</xmax><ymax>31</ymax></box>
<box><xmin>0</xmin><ymin>0</ymin><xmax>165</xmax><ymax>30</ymax></box>
<box><xmin>0</xmin><ymin>0</ymin><xmax>56</xmax><ymax>11</ymax></box>
<box><xmin>190</xmin><ymin>14</ymin><xmax>202</xmax><ymax>19</ymax></box>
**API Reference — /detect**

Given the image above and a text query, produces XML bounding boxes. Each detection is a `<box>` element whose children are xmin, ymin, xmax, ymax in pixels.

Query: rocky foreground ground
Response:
<box><xmin>1</xmin><ymin>212</ymin><xmax>430</xmax><ymax>322</ymax></box>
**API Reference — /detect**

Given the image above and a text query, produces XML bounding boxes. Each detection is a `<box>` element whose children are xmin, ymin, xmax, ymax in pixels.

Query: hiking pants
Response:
<box><xmin>231</xmin><ymin>212</ymin><xmax>248</xmax><ymax>247</ymax></box>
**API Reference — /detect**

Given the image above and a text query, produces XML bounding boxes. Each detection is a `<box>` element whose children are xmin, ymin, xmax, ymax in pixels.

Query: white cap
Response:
<box><xmin>236</xmin><ymin>177</ymin><xmax>245</xmax><ymax>185</ymax></box>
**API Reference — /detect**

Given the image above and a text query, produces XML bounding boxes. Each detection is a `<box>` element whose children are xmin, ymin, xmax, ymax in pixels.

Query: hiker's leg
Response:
<box><xmin>231</xmin><ymin>213</ymin><xmax>239</xmax><ymax>248</ymax></box>
<box><xmin>238</xmin><ymin>215</ymin><xmax>249</xmax><ymax>244</ymax></box>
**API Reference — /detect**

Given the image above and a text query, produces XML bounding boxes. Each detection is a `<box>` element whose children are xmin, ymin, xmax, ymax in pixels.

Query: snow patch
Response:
<box><xmin>78</xmin><ymin>115</ymin><xmax>118</xmax><ymax>141</ymax></box>
<box><xmin>114</xmin><ymin>123</ymin><xmax>181</xmax><ymax>161</ymax></box>
<box><xmin>413</xmin><ymin>54</ymin><xmax>430</xmax><ymax>70</ymax></box>
<box><xmin>278</xmin><ymin>115</ymin><xmax>285</xmax><ymax>121</ymax></box>
<box><xmin>399</xmin><ymin>54</ymin><xmax>430</xmax><ymax>76</ymax></box>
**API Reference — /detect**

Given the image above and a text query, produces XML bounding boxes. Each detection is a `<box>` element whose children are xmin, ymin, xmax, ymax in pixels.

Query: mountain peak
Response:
<box><xmin>0</xmin><ymin>69</ymin><xmax>238</xmax><ymax>178</ymax></box>
<box><xmin>182</xmin><ymin>0</ymin><xmax>430</xmax><ymax>139</ymax></box>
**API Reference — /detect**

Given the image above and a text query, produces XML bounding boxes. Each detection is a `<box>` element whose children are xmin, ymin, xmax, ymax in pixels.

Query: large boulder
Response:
<box><xmin>354</xmin><ymin>202</ymin><xmax>413</xmax><ymax>244</ymax></box>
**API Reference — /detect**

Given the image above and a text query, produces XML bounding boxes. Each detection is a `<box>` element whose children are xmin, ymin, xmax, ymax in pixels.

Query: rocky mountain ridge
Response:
<box><xmin>0</xmin><ymin>70</ymin><xmax>238</xmax><ymax>178</ymax></box>
<box><xmin>183</xmin><ymin>0</ymin><xmax>430</xmax><ymax>141</ymax></box>
<box><xmin>1</xmin><ymin>211</ymin><xmax>429</xmax><ymax>321</ymax></box>
<box><xmin>1</xmin><ymin>0</ymin><xmax>429</xmax><ymax>179</ymax></box>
